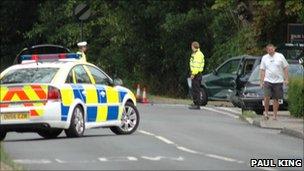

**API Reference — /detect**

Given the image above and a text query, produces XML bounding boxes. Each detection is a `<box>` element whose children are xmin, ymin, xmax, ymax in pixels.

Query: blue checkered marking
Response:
<box><xmin>60</xmin><ymin>84</ymin><xmax>85</xmax><ymax>121</ymax></box>
<box><xmin>71</xmin><ymin>84</ymin><xmax>86</xmax><ymax>102</ymax></box>
<box><xmin>87</xmin><ymin>106</ymin><xmax>97</xmax><ymax>122</ymax></box>
<box><xmin>119</xmin><ymin>91</ymin><xmax>127</xmax><ymax>102</ymax></box>
<box><xmin>61</xmin><ymin>104</ymin><xmax>69</xmax><ymax>121</ymax></box>
<box><xmin>96</xmin><ymin>85</ymin><xmax>107</xmax><ymax>103</ymax></box>
<box><xmin>107</xmin><ymin>106</ymin><xmax>119</xmax><ymax>120</ymax></box>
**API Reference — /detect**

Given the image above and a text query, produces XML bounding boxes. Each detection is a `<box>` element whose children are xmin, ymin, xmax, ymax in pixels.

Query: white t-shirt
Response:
<box><xmin>260</xmin><ymin>52</ymin><xmax>288</xmax><ymax>83</ymax></box>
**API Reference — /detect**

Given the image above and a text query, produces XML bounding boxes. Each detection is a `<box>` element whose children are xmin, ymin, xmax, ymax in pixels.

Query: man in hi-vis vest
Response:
<box><xmin>189</xmin><ymin>41</ymin><xmax>205</xmax><ymax>110</ymax></box>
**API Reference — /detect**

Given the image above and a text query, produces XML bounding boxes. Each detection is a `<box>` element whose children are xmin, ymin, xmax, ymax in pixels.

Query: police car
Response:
<box><xmin>0</xmin><ymin>53</ymin><xmax>139</xmax><ymax>140</ymax></box>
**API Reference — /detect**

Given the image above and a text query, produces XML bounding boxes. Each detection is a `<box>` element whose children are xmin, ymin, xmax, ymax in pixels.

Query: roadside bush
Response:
<box><xmin>288</xmin><ymin>77</ymin><xmax>304</xmax><ymax>117</ymax></box>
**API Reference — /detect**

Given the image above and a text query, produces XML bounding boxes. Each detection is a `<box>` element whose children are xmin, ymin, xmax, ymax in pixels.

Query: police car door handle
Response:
<box><xmin>81</xmin><ymin>91</ymin><xmax>86</xmax><ymax>96</ymax></box>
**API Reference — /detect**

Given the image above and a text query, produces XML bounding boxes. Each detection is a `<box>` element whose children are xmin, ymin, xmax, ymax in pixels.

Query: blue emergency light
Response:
<box><xmin>20</xmin><ymin>53</ymin><xmax>80</xmax><ymax>62</ymax></box>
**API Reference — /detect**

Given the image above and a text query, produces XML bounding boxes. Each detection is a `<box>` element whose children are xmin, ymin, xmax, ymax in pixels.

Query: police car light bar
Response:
<box><xmin>20</xmin><ymin>53</ymin><xmax>80</xmax><ymax>63</ymax></box>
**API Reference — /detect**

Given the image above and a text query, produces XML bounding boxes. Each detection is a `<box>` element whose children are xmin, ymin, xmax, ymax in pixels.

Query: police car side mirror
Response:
<box><xmin>113</xmin><ymin>78</ymin><xmax>123</xmax><ymax>86</ymax></box>
<box><xmin>213</xmin><ymin>69</ymin><xmax>218</xmax><ymax>75</ymax></box>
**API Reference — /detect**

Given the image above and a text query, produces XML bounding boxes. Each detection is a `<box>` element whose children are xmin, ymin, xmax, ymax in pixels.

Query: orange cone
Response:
<box><xmin>136</xmin><ymin>84</ymin><xmax>141</xmax><ymax>102</ymax></box>
<box><xmin>141</xmin><ymin>87</ymin><xmax>149</xmax><ymax>104</ymax></box>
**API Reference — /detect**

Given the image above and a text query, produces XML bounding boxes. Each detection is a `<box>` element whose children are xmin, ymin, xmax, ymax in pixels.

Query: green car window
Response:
<box><xmin>249</xmin><ymin>64</ymin><xmax>304</xmax><ymax>83</ymax></box>
<box><xmin>217</xmin><ymin>59</ymin><xmax>240</xmax><ymax>75</ymax></box>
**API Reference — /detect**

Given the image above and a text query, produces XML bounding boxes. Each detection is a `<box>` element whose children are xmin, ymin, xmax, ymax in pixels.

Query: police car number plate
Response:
<box><xmin>262</xmin><ymin>99</ymin><xmax>283</xmax><ymax>106</ymax></box>
<box><xmin>1</xmin><ymin>113</ymin><xmax>29</xmax><ymax>120</ymax></box>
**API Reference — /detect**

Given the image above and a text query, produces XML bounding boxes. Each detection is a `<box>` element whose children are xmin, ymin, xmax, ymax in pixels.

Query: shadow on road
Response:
<box><xmin>3</xmin><ymin>133</ymin><xmax>124</xmax><ymax>142</ymax></box>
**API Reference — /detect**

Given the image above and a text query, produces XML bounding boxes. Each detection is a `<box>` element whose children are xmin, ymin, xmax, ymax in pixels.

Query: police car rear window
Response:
<box><xmin>0</xmin><ymin>68</ymin><xmax>59</xmax><ymax>84</ymax></box>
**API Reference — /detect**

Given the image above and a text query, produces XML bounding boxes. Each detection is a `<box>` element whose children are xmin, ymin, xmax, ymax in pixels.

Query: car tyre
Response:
<box><xmin>110</xmin><ymin>102</ymin><xmax>139</xmax><ymax>135</ymax></box>
<box><xmin>37</xmin><ymin>129</ymin><xmax>62</xmax><ymax>139</ymax></box>
<box><xmin>65</xmin><ymin>105</ymin><xmax>85</xmax><ymax>137</ymax></box>
<box><xmin>0</xmin><ymin>131</ymin><xmax>7</xmax><ymax>141</ymax></box>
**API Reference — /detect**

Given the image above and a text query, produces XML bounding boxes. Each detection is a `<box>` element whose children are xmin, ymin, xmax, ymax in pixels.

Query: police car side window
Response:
<box><xmin>86</xmin><ymin>65</ymin><xmax>110</xmax><ymax>85</ymax></box>
<box><xmin>65</xmin><ymin>71</ymin><xmax>74</xmax><ymax>83</ymax></box>
<box><xmin>73</xmin><ymin>65</ymin><xmax>91</xmax><ymax>84</ymax></box>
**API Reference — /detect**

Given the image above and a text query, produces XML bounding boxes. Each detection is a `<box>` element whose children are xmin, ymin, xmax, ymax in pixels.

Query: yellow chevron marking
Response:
<box><xmin>11</xmin><ymin>93</ymin><xmax>21</xmax><ymax>101</ymax></box>
<box><xmin>0</xmin><ymin>86</ymin><xmax>8</xmax><ymax>101</ymax></box>
<box><xmin>23</xmin><ymin>85</ymin><xmax>40</xmax><ymax>101</ymax></box>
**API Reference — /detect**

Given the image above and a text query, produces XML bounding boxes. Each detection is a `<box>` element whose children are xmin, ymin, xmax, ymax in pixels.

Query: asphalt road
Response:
<box><xmin>2</xmin><ymin>104</ymin><xmax>303</xmax><ymax>170</ymax></box>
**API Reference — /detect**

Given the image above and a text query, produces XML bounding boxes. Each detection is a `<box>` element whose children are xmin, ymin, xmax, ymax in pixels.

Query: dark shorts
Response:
<box><xmin>263</xmin><ymin>81</ymin><xmax>283</xmax><ymax>99</ymax></box>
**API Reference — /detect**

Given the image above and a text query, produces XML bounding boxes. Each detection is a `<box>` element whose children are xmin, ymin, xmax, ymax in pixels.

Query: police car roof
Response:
<box><xmin>9</xmin><ymin>60</ymin><xmax>87</xmax><ymax>70</ymax></box>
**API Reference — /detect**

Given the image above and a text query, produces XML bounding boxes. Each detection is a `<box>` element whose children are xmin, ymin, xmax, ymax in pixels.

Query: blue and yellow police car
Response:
<box><xmin>0</xmin><ymin>53</ymin><xmax>139</xmax><ymax>140</ymax></box>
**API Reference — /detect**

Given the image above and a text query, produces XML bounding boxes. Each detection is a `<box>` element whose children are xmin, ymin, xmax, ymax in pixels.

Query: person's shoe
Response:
<box><xmin>262</xmin><ymin>115</ymin><xmax>269</xmax><ymax>121</ymax></box>
<box><xmin>188</xmin><ymin>104</ymin><xmax>200</xmax><ymax>110</ymax></box>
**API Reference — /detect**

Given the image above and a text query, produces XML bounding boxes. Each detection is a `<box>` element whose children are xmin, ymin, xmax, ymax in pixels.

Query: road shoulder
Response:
<box><xmin>239</xmin><ymin>112</ymin><xmax>304</xmax><ymax>139</ymax></box>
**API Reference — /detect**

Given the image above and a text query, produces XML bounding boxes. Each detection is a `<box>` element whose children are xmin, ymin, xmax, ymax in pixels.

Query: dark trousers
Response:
<box><xmin>191</xmin><ymin>73</ymin><xmax>202</xmax><ymax>105</ymax></box>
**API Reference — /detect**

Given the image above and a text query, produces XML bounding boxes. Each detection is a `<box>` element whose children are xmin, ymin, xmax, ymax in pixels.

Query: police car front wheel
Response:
<box><xmin>110</xmin><ymin>102</ymin><xmax>139</xmax><ymax>135</ymax></box>
<box><xmin>65</xmin><ymin>105</ymin><xmax>85</xmax><ymax>137</ymax></box>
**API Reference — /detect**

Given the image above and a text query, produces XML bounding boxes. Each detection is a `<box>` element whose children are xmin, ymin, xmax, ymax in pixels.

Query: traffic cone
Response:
<box><xmin>136</xmin><ymin>84</ymin><xmax>141</xmax><ymax>102</ymax></box>
<box><xmin>141</xmin><ymin>87</ymin><xmax>149</xmax><ymax>104</ymax></box>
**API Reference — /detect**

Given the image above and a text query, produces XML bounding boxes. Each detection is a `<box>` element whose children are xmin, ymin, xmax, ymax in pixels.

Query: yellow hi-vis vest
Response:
<box><xmin>190</xmin><ymin>48</ymin><xmax>205</xmax><ymax>75</ymax></box>
<box><xmin>77</xmin><ymin>51</ymin><xmax>87</xmax><ymax>62</ymax></box>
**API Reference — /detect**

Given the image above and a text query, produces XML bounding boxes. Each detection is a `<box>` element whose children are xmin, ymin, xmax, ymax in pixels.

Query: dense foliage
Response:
<box><xmin>288</xmin><ymin>77</ymin><xmax>304</xmax><ymax>117</ymax></box>
<box><xmin>1</xmin><ymin>0</ymin><xmax>303</xmax><ymax>97</ymax></box>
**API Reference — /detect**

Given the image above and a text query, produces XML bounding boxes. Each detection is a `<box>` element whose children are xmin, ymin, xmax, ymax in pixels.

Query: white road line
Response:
<box><xmin>176</xmin><ymin>146</ymin><xmax>200</xmax><ymax>154</ymax></box>
<box><xmin>155</xmin><ymin>135</ymin><xmax>175</xmax><ymax>144</ymax></box>
<box><xmin>141</xmin><ymin>156</ymin><xmax>184</xmax><ymax>161</ymax></box>
<box><xmin>205</xmin><ymin>154</ymin><xmax>237</xmax><ymax>162</ymax></box>
<box><xmin>127</xmin><ymin>156</ymin><xmax>138</xmax><ymax>161</ymax></box>
<box><xmin>55</xmin><ymin>158</ymin><xmax>66</xmax><ymax>164</ymax></box>
<box><xmin>98</xmin><ymin>157</ymin><xmax>108</xmax><ymax>162</ymax></box>
<box><xmin>138</xmin><ymin>130</ymin><xmax>155</xmax><ymax>136</ymax></box>
<box><xmin>141</xmin><ymin>156</ymin><xmax>162</xmax><ymax>161</ymax></box>
<box><xmin>218</xmin><ymin>107</ymin><xmax>241</xmax><ymax>115</ymax></box>
<box><xmin>139</xmin><ymin>129</ymin><xmax>244</xmax><ymax>165</ymax></box>
<box><xmin>173</xmin><ymin>156</ymin><xmax>185</xmax><ymax>161</ymax></box>
<box><xmin>204</xmin><ymin>107</ymin><xmax>239</xmax><ymax>119</ymax></box>
<box><xmin>13</xmin><ymin>159</ymin><xmax>52</xmax><ymax>164</ymax></box>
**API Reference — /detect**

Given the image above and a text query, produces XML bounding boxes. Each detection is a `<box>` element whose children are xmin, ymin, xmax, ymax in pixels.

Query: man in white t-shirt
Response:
<box><xmin>260</xmin><ymin>44</ymin><xmax>289</xmax><ymax>120</ymax></box>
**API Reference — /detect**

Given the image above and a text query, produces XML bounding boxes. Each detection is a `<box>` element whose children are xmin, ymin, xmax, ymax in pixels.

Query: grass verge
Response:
<box><xmin>0</xmin><ymin>143</ymin><xmax>22</xmax><ymax>171</ymax></box>
<box><xmin>241</xmin><ymin>110</ymin><xmax>258</xmax><ymax>118</ymax></box>
<box><xmin>149</xmin><ymin>95</ymin><xmax>234</xmax><ymax>107</ymax></box>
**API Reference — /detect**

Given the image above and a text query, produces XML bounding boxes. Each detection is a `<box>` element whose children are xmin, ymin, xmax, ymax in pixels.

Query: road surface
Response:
<box><xmin>2</xmin><ymin>104</ymin><xmax>303</xmax><ymax>170</ymax></box>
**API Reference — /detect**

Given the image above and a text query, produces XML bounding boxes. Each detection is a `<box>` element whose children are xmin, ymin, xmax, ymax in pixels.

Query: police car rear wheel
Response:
<box><xmin>37</xmin><ymin>129</ymin><xmax>63</xmax><ymax>139</ymax></box>
<box><xmin>110</xmin><ymin>102</ymin><xmax>139</xmax><ymax>135</ymax></box>
<box><xmin>65</xmin><ymin>106</ymin><xmax>85</xmax><ymax>137</ymax></box>
<box><xmin>0</xmin><ymin>131</ymin><xmax>7</xmax><ymax>141</ymax></box>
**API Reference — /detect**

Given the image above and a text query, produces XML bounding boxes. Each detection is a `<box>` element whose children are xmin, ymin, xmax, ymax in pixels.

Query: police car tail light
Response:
<box><xmin>31</xmin><ymin>54</ymin><xmax>39</xmax><ymax>61</ymax></box>
<box><xmin>47</xmin><ymin>86</ymin><xmax>61</xmax><ymax>101</ymax></box>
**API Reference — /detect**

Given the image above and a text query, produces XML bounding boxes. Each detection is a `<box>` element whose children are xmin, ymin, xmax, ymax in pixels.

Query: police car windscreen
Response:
<box><xmin>1</xmin><ymin>68</ymin><xmax>59</xmax><ymax>84</ymax></box>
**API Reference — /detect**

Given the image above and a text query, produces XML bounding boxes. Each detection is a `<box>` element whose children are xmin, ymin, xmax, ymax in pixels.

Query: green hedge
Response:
<box><xmin>288</xmin><ymin>77</ymin><xmax>304</xmax><ymax>117</ymax></box>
